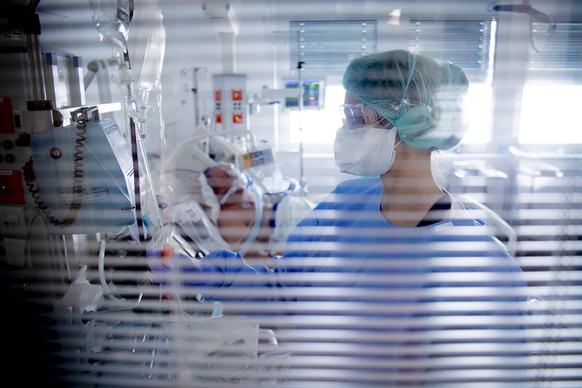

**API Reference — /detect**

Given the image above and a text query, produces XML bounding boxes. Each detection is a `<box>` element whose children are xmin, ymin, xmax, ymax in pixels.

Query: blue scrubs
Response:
<box><xmin>279</xmin><ymin>178</ymin><xmax>527</xmax><ymax>312</ymax></box>
<box><xmin>277</xmin><ymin>178</ymin><xmax>529</xmax><ymax>383</ymax></box>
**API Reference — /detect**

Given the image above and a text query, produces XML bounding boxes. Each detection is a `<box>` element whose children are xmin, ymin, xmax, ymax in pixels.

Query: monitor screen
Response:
<box><xmin>282</xmin><ymin>78</ymin><xmax>325</xmax><ymax>110</ymax></box>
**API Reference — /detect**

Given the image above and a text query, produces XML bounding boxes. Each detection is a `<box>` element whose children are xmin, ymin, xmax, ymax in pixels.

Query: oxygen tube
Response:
<box><xmin>237</xmin><ymin>176</ymin><xmax>264</xmax><ymax>257</ymax></box>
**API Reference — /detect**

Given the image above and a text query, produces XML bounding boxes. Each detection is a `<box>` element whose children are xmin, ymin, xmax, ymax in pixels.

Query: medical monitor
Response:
<box><xmin>282</xmin><ymin>77</ymin><xmax>325</xmax><ymax>110</ymax></box>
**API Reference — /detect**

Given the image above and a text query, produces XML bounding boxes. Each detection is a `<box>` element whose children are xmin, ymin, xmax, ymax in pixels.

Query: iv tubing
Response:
<box><xmin>135</xmin><ymin>123</ymin><xmax>167</xmax><ymax>244</ymax></box>
<box><xmin>237</xmin><ymin>180</ymin><xmax>264</xmax><ymax>257</ymax></box>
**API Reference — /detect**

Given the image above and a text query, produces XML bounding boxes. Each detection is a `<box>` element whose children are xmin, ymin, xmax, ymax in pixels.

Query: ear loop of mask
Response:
<box><xmin>237</xmin><ymin>180</ymin><xmax>264</xmax><ymax>257</ymax></box>
<box><xmin>397</xmin><ymin>54</ymin><xmax>417</xmax><ymax>118</ymax></box>
<box><xmin>389</xmin><ymin>55</ymin><xmax>416</xmax><ymax>150</ymax></box>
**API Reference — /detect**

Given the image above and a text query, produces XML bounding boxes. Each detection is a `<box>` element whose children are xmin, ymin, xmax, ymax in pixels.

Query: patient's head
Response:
<box><xmin>204</xmin><ymin>164</ymin><xmax>257</xmax><ymax>246</ymax></box>
<box><xmin>204</xmin><ymin>163</ymin><xmax>276</xmax><ymax>259</ymax></box>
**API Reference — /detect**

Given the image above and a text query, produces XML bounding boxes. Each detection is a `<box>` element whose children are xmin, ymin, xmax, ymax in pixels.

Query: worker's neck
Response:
<box><xmin>379</xmin><ymin>157</ymin><xmax>445</xmax><ymax>226</ymax></box>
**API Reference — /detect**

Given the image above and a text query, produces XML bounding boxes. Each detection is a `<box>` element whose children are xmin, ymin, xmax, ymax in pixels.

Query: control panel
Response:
<box><xmin>0</xmin><ymin>133</ymin><xmax>30</xmax><ymax>206</ymax></box>
<box><xmin>0</xmin><ymin>133</ymin><xmax>31</xmax><ymax>239</ymax></box>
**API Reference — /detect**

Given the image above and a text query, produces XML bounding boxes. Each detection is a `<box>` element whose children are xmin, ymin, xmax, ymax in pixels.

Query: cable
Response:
<box><xmin>237</xmin><ymin>178</ymin><xmax>264</xmax><ymax>257</ymax></box>
<box><xmin>98</xmin><ymin>239</ymin><xmax>123</xmax><ymax>302</ymax></box>
<box><xmin>24</xmin><ymin>112</ymin><xmax>89</xmax><ymax>228</ymax></box>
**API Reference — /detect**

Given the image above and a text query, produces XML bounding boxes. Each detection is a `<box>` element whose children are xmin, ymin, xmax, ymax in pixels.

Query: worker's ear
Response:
<box><xmin>394</xmin><ymin>106</ymin><xmax>440</xmax><ymax>149</ymax></box>
<box><xmin>395</xmin><ymin>105</ymin><xmax>438</xmax><ymax>134</ymax></box>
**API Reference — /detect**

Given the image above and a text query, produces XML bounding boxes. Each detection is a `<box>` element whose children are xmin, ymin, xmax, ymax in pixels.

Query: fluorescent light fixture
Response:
<box><xmin>387</xmin><ymin>9</ymin><xmax>401</xmax><ymax>25</ymax></box>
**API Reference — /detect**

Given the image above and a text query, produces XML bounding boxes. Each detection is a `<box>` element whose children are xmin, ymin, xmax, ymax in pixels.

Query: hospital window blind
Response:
<box><xmin>4</xmin><ymin>3</ymin><xmax>582</xmax><ymax>387</ymax></box>
<box><xmin>289</xmin><ymin>19</ymin><xmax>377</xmax><ymax>76</ymax></box>
<box><xmin>408</xmin><ymin>19</ymin><xmax>493</xmax><ymax>83</ymax></box>
<box><xmin>526</xmin><ymin>21</ymin><xmax>582</xmax><ymax>83</ymax></box>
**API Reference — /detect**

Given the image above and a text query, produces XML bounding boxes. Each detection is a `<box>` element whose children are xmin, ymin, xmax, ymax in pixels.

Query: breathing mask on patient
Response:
<box><xmin>205</xmin><ymin>163</ymin><xmax>252</xmax><ymax>206</ymax></box>
<box><xmin>204</xmin><ymin>163</ymin><xmax>263</xmax><ymax>256</ymax></box>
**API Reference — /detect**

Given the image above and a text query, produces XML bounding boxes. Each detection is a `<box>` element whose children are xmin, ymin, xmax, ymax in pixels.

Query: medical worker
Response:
<box><xmin>150</xmin><ymin>49</ymin><xmax>529</xmax><ymax>385</ymax></box>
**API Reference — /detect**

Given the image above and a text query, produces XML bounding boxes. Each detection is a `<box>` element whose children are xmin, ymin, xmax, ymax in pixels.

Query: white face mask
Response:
<box><xmin>334</xmin><ymin>125</ymin><xmax>400</xmax><ymax>176</ymax></box>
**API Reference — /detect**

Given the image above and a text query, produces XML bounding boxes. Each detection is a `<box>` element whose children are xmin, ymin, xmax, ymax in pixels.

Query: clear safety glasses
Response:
<box><xmin>340</xmin><ymin>100</ymin><xmax>423</xmax><ymax>130</ymax></box>
<box><xmin>340</xmin><ymin>103</ymin><xmax>389</xmax><ymax>130</ymax></box>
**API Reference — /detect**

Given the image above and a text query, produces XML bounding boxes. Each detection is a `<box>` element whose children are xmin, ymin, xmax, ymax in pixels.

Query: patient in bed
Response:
<box><xmin>163</xmin><ymin>162</ymin><xmax>306</xmax><ymax>267</ymax></box>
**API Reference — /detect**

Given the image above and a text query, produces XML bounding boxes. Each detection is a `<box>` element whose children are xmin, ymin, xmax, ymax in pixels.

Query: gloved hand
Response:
<box><xmin>147</xmin><ymin>247</ymin><xmax>202</xmax><ymax>284</ymax></box>
<box><xmin>147</xmin><ymin>247</ymin><xmax>258</xmax><ymax>290</ymax></box>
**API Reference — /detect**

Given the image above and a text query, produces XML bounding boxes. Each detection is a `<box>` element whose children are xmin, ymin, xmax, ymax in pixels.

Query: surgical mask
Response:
<box><xmin>334</xmin><ymin>125</ymin><xmax>400</xmax><ymax>176</ymax></box>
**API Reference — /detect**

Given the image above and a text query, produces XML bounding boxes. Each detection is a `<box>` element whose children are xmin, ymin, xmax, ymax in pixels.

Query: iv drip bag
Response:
<box><xmin>127</xmin><ymin>0</ymin><xmax>166</xmax><ymax>97</ymax></box>
<box><xmin>88</xmin><ymin>0</ymin><xmax>133</xmax><ymax>55</ymax></box>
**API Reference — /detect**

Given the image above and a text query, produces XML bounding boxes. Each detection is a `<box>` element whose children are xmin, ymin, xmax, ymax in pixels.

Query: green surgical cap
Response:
<box><xmin>342</xmin><ymin>49</ymin><xmax>470</xmax><ymax>150</ymax></box>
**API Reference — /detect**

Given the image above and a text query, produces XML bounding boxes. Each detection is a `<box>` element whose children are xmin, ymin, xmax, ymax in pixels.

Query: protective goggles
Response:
<box><xmin>340</xmin><ymin>100</ymin><xmax>424</xmax><ymax>130</ymax></box>
<box><xmin>340</xmin><ymin>103</ymin><xmax>389</xmax><ymax>130</ymax></box>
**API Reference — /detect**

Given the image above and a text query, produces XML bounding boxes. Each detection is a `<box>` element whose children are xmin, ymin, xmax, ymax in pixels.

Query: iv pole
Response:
<box><xmin>297</xmin><ymin>60</ymin><xmax>307</xmax><ymax>191</ymax></box>
<box><xmin>192</xmin><ymin>67</ymin><xmax>206</xmax><ymax>128</ymax></box>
